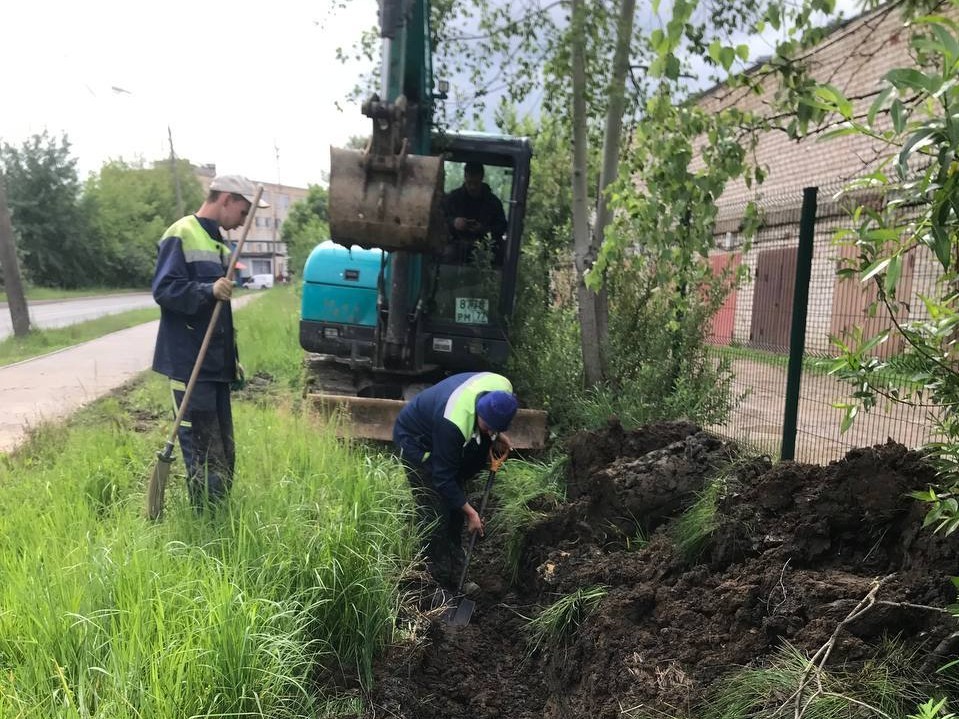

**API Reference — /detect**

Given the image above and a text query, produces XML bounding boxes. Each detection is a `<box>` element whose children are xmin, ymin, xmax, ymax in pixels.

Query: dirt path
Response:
<box><xmin>712</xmin><ymin>357</ymin><xmax>937</xmax><ymax>462</ymax></box>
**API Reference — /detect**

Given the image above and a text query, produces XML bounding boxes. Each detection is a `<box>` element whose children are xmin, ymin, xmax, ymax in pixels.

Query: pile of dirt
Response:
<box><xmin>368</xmin><ymin>420</ymin><xmax>959</xmax><ymax>718</ymax></box>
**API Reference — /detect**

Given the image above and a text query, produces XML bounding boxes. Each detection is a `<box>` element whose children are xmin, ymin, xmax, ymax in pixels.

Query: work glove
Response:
<box><xmin>231</xmin><ymin>362</ymin><xmax>246</xmax><ymax>391</ymax></box>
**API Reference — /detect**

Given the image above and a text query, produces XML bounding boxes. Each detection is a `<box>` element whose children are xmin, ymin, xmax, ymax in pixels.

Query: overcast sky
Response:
<box><xmin>3</xmin><ymin>0</ymin><xmax>865</xmax><ymax>191</ymax></box>
<box><xmin>1</xmin><ymin>0</ymin><xmax>379</xmax><ymax>189</ymax></box>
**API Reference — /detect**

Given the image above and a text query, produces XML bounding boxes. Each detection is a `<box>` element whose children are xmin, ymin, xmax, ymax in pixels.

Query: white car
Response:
<box><xmin>243</xmin><ymin>274</ymin><xmax>274</xmax><ymax>290</ymax></box>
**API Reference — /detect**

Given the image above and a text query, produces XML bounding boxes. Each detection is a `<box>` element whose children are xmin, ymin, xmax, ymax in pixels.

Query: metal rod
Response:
<box><xmin>781</xmin><ymin>186</ymin><xmax>818</xmax><ymax>461</ymax></box>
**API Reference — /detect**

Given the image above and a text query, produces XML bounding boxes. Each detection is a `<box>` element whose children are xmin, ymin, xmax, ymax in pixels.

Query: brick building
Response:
<box><xmin>698</xmin><ymin>2</ymin><xmax>952</xmax><ymax>355</ymax></box>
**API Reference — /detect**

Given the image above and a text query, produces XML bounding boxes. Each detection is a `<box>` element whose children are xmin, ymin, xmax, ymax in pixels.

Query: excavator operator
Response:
<box><xmin>442</xmin><ymin>162</ymin><xmax>508</xmax><ymax>266</ymax></box>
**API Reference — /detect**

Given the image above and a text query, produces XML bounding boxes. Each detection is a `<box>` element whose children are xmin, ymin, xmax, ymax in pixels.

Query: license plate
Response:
<box><xmin>455</xmin><ymin>297</ymin><xmax>488</xmax><ymax>324</ymax></box>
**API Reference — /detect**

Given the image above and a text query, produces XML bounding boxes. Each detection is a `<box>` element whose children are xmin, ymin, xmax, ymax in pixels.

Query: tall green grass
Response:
<box><xmin>0</xmin><ymin>286</ymin><xmax>417</xmax><ymax>717</ymax></box>
<box><xmin>491</xmin><ymin>456</ymin><xmax>566</xmax><ymax>581</ymax></box>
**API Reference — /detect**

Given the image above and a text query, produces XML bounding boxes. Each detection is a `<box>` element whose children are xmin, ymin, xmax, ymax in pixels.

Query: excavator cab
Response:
<box><xmin>301</xmin><ymin>132</ymin><xmax>531</xmax><ymax>374</ymax></box>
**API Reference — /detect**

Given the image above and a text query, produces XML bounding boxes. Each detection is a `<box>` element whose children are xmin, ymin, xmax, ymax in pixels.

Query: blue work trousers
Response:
<box><xmin>171</xmin><ymin>380</ymin><xmax>235</xmax><ymax>508</ymax></box>
<box><xmin>401</xmin><ymin>457</ymin><xmax>466</xmax><ymax>589</ymax></box>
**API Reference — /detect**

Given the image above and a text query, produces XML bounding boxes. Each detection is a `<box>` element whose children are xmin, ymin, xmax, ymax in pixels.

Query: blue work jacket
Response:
<box><xmin>394</xmin><ymin>372</ymin><xmax>513</xmax><ymax>509</ymax></box>
<box><xmin>151</xmin><ymin>215</ymin><xmax>237</xmax><ymax>383</ymax></box>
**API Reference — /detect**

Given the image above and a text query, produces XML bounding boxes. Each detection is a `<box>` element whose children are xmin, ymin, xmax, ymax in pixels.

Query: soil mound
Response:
<box><xmin>368</xmin><ymin>420</ymin><xmax>959</xmax><ymax>718</ymax></box>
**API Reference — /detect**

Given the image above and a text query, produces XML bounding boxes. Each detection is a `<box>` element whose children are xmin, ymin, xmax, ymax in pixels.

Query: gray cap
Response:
<box><xmin>209</xmin><ymin>175</ymin><xmax>270</xmax><ymax>207</ymax></box>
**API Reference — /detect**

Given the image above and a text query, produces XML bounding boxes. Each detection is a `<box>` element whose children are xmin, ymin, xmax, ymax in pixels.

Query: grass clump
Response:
<box><xmin>525</xmin><ymin>585</ymin><xmax>608</xmax><ymax>657</ymax></box>
<box><xmin>704</xmin><ymin>642</ymin><xmax>942</xmax><ymax>719</ymax></box>
<box><xmin>670</xmin><ymin>477</ymin><xmax>726</xmax><ymax>560</ymax></box>
<box><xmin>669</xmin><ymin>457</ymin><xmax>754</xmax><ymax>560</ymax></box>
<box><xmin>489</xmin><ymin>455</ymin><xmax>566</xmax><ymax>581</ymax></box>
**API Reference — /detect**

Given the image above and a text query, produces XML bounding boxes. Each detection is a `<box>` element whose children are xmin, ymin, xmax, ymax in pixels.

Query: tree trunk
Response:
<box><xmin>571</xmin><ymin>0</ymin><xmax>605</xmax><ymax>387</ymax></box>
<box><xmin>591</xmin><ymin>0</ymin><xmax>636</xmax><ymax>375</ymax></box>
<box><xmin>0</xmin><ymin>175</ymin><xmax>30</xmax><ymax>337</ymax></box>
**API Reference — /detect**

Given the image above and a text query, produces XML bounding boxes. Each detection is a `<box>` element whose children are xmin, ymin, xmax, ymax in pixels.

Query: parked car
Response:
<box><xmin>243</xmin><ymin>274</ymin><xmax>274</xmax><ymax>290</ymax></box>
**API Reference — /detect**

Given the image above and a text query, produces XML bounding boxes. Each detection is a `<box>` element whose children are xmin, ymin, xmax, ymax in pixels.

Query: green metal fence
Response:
<box><xmin>707</xmin><ymin>186</ymin><xmax>940</xmax><ymax>463</ymax></box>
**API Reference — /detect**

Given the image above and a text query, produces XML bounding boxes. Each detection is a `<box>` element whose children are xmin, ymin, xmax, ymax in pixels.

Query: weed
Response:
<box><xmin>525</xmin><ymin>585</ymin><xmax>608</xmax><ymax>657</ymax></box>
<box><xmin>490</xmin><ymin>455</ymin><xmax>566</xmax><ymax>582</ymax></box>
<box><xmin>704</xmin><ymin>642</ymin><xmax>939</xmax><ymax>719</ymax></box>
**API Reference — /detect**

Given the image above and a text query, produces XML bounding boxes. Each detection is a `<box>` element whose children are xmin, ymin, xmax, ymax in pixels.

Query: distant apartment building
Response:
<box><xmin>194</xmin><ymin>164</ymin><xmax>309</xmax><ymax>282</ymax></box>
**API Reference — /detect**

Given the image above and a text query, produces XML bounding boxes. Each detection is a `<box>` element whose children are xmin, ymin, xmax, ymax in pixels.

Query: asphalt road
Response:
<box><xmin>0</xmin><ymin>293</ymin><xmax>157</xmax><ymax>341</ymax></box>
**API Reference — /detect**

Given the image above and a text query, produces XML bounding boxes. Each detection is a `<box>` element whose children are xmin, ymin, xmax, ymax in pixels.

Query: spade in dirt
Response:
<box><xmin>443</xmin><ymin>447</ymin><xmax>508</xmax><ymax>626</ymax></box>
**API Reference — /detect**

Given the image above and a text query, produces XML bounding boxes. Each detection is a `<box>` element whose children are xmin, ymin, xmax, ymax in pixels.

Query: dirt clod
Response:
<box><xmin>368</xmin><ymin>422</ymin><xmax>959</xmax><ymax>718</ymax></box>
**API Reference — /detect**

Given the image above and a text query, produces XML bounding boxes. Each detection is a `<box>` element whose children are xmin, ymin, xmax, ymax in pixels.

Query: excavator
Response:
<box><xmin>299</xmin><ymin>0</ymin><xmax>547</xmax><ymax>449</ymax></box>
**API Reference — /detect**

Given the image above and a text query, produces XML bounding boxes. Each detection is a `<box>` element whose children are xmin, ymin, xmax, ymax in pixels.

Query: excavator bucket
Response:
<box><xmin>329</xmin><ymin>146</ymin><xmax>446</xmax><ymax>253</ymax></box>
<box><xmin>308</xmin><ymin>393</ymin><xmax>549</xmax><ymax>449</ymax></box>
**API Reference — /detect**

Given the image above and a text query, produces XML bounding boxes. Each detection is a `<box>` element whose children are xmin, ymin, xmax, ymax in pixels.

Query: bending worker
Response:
<box><xmin>393</xmin><ymin>372</ymin><xmax>519</xmax><ymax>591</ymax></box>
<box><xmin>151</xmin><ymin>175</ymin><xmax>268</xmax><ymax>509</ymax></box>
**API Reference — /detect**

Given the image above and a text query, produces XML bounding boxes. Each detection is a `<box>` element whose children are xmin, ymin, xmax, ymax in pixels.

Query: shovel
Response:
<box><xmin>146</xmin><ymin>186</ymin><xmax>264</xmax><ymax>520</ymax></box>
<box><xmin>444</xmin><ymin>446</ymin><xmax>509</xmax><ymax>626</ymax></box>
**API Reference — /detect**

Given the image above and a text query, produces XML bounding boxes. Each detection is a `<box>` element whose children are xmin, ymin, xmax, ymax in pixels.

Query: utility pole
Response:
<box><xmin>168</xmin><ymin>126</ymin><xmax>184</xmax><ymax>217</ymax></box>
<box><xmin>0</xmin><ymin>175</ymin><xmax>31</xmax><ymax>337</ymax></box>
<box><xmin>273</xmin><ymin>141</ymin><xmax>280</xmax><ymax>279</ymax></box>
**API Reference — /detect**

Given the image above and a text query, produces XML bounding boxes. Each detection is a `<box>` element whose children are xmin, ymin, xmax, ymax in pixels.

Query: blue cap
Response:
<box><xmin>476</xmin><ymin>391</ymin><xmax>519</xmax><ymax>432</ymax></box>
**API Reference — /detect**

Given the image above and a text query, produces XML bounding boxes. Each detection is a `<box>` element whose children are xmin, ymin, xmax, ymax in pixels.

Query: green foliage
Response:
<box><xmin>506</xmin><ymin>102</ymin><xmax>743</xmax><ymax>433</ymax></box>
<box><xmin>584</xmin><ymin>259</ymin><xmax>741</xmax><ymax>429</ymax></box>
<box><xmin>524</xmin><ymin>585</ymin><xmax>607</xmax><ymax>656</ymax></box>
<box><xmin>505</xmin><ymin>114</ymin><xmax>585</xmax><ymax>429</ymax></box>
<box><xmin>594</xmin><ymin>95</ymin><xmax>761</xmax><ymax>282</ymax></box>
<box><xmin>81</xmin><ymin>158</ymin><xmax>203</xmax><ymax>287</ymax></box>
<box><xmin>910</xmin><ymin>698</ymin><xmax>957</xmax><ymax>719</ymax></box>
<box><xmin>809</xmin><ymin>10</ymin><xmax>959</xmax><ymax>532</ymax></box>
<box><xmin>282</xmin><ymin>184</ymin><xmax>329</xmax><ymax>274</ymax></box>
<box><xmin>0</xmin><ymin>131</ymin><xmax>88</xmax><ymax>288</ymax></box>
<box><xmin>0</xmin><ymin>292</ymin><xmax>417</xmax><ymax>714</ymax></box>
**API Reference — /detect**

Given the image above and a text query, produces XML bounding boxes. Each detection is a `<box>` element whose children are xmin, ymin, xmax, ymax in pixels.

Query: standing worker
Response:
<box><xmin>393</xmin><ymin>372</ymin><xmax>519</xmax><ymax>592</ymax></box>
<box><xmin>151</xmin><ymin>175</ymin><xmax>268</xmax><ymax>509</ymax></box>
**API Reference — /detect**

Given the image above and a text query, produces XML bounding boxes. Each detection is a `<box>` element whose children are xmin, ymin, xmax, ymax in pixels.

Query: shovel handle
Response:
<box><xmin>456</xmin><ymin>455</ymin><xmax>506</xmax><ymax>593</ymax></box>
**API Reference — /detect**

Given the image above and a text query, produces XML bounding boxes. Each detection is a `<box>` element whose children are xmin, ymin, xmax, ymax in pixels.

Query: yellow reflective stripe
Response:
<box><xmin>170</xmin><ymin>381</ymin><xmax>191</xmax><ymax>427</ymax></box>
<box><xmin>161</xmin><ymin>215</ymin><xmax>230</xmax><ymax>259</ymax></box>
<box><xmin>442</xmin><ymin>372</ymin><xmax>513</xmax><ymax>441</ymax></box>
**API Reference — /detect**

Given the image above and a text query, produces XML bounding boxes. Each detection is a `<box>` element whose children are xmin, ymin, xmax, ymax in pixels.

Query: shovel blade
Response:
<box><xmin>146</xmin><ymin>454</ymin><xmax>172</xmax><ymax>520</ymax></box>
<box><xmin>443</xmin><ymin>597</ymin><xmax>476</xmax><ymax>626</ymax></box>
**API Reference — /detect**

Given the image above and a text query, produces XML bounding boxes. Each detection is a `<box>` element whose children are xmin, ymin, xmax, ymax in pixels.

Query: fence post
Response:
<box><xmin>781</xmin><ymin>186</ymin><xmax>818</xmax><ymax>461</ymax></box>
